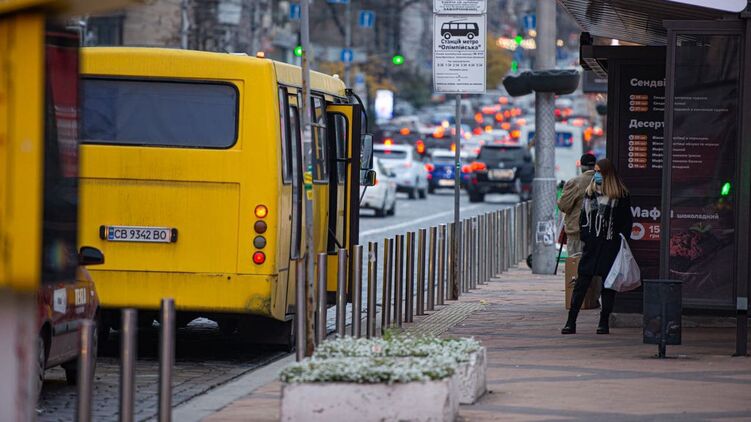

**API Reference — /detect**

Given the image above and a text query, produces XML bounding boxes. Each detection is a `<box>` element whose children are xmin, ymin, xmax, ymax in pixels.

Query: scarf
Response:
<box><xmin>581</xmin><ymin>189</ymin><xmax>618</xmax><ymax>240</ymax></box>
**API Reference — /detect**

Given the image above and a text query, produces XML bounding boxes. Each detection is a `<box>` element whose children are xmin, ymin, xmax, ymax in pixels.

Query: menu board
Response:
<box><xmin>668</xmin><ymin>35</ymin><xmax>740</xmax><ymax>307</ymax></box>
<box><xmin>611</xmin><ymin>61</ymin><xmax>666</xmax><ymax>285</ymax></box>
<box><xmin>617</xmin><ymin>64</ymin><xmax>666</xmax><ymax>181</ymax></box>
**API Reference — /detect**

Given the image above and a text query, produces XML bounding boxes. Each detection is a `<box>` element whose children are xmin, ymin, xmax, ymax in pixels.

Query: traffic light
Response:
<box><xmin>514</xmin><ymin>35</ymin><xmax>523</xmax><ymax>45</ymax></box>
<box><xmin>392</xmin><ymin>54</ymin><xmax>405</xmax><ymax>65</ymax></box>
<box><xmin>511</xmin><ymin>60</ymin><xmax>519</xmax><ymax>73</ymax></box>
<box><xmin>294</xmin><ymin>45</ymin><xmax>303</xmax><ymax>57</ymax></box>
<box><xmin>721</xmin><ymin>182</ymin><xmax>731</xmax><ymax>197</ymax></box>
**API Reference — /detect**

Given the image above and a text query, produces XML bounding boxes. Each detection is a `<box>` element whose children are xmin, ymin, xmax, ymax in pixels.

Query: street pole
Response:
<box><xmin>344</xmin><ymin>0</ymin><xmax>352</xmax><ymax>87</ymax></box>
<box><xmin>531</xmin><ymin>0</ymin><xmax>557</xmax><ymax>274</ymax></box>
<box><xmin>451</xmin><ymin>94</ymin><xmax>462</xmax><ymax>299</ymax></box>
<box><xmin>300</xmin><ymin>0</ymin><xmax>317</xmax><ymax>356</ymax></box>
<box><xmin>180</xmin><ymin>0</ymin><xmax>189</xmax><ymax>49</ymax></box>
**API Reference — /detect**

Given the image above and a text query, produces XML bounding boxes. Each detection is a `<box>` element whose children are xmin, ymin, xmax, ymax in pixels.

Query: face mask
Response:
<box><xmin>593</xmin><ymin>172</ymin><xmax>603</xmax><ymax>185</ymax></box>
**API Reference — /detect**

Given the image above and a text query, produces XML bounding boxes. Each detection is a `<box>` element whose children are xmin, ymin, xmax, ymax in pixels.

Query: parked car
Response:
<box><xmin>36</xmin><ymin>246</ymin><xmax>104</xmax><ymax>397</ymax></box>
<box><xmin>373</xmin><ymin>144</ymin><xmax>429</xmax><ymax>199</ymax></box>
<box><xmin>426</xmin><ymin>149</ymin><xmax>470</xmax><ymax>193</ymax></box>
<box><xmin>465</xmin><ymin>144</ymin><xmax>534</xmax><ymax>202</ymax></box>
<box><xmin>360</xmin><ymin>157</ymin><xmax>398</xmax><ymax>217</ymax></box>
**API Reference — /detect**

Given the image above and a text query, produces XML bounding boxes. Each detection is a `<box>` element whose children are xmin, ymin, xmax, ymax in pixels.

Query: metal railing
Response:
<box><xmin>74</xmin><ymin>201</ymin><xmax>533</xmax><ymax>420</ymax></box>
<box><xmin>334</xmin><ymin>201</ymin><xmax>532</xmax><ymax>337</ymax></box>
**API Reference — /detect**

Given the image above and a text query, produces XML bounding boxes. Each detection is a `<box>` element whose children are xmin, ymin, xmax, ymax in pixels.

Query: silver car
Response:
<box><xmin>373</xmin><ymin>144</ymin><xmax>429</xmax><ymax>199</ymax></box>
<box><xmin>360</xmin><ymin>157</ymin><xmax>398</xmax><ymax>217</ymax></box>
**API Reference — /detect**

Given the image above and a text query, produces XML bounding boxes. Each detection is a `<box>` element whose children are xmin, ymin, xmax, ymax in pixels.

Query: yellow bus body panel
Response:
<box><xmin>0</xmin><ymin>13</ymin><xmax>44</xmax><ymax>291</ymax></box>
<box><xmin>79</xmin><ymin>48</ymin><xmax>348</xmax><ymax>320</ymax></box>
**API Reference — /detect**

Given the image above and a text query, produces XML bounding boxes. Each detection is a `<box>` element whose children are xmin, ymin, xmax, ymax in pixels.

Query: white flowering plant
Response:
<box><xmin>279</xmin><ymin>355</ymin><xmax>457</xmax><ymax>384</ymax></box>
<box><xmin>312</xmin><ymin>335</ymin><xmax>481</xmax><ymax>363</ymax></box>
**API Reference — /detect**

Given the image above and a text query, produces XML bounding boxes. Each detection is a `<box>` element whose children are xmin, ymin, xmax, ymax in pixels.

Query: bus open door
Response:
<box><xmin>324</xmin><ymin>102</ymin><xmax>374</xmax><ymax>301</ymax></box>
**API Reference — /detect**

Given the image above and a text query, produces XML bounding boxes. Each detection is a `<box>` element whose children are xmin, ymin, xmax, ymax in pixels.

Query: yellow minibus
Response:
<box><xmin>79</xmin><ymin>47</ymin><xmax>372</xmax><ymax>344</ymax></box>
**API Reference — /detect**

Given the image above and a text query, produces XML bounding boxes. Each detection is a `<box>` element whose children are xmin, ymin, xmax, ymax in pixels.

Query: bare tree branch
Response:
<box><xmin>326</xmin><ymin>2</ymin><xmax>347</xmax><ymax>39</ymax></box>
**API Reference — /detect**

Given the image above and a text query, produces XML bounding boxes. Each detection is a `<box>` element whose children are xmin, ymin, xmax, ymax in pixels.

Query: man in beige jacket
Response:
<box><xmin>557</xmin><ymin>153</ymin><xmax>596</xmax><ymax>255</ymax></box>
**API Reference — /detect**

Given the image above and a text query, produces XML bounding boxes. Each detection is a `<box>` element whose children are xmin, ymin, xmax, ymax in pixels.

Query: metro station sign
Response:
<box><xmin>434</xmin><ymin>0</ymin><xmax>486</xmax><ymax>14</ymax></box>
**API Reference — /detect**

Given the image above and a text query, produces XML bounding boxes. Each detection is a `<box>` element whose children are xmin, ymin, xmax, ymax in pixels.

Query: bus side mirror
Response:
<box><xmin>361</xmin><ymin>134</ymin><xmax>374</xmax><ymax>170</ymax></box>
<box><xmin>363</xmin><ymin>170</ymin><xmax>377</xmax><ymax>187</ymax></box>
<box><xmin>79</xmin><ymin>246</ymin><xmax>105</xmax><ymax>266</ymax></box>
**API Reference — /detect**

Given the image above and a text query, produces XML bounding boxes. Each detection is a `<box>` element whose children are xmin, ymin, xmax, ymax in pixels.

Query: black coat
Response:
<box><xmin>578</xmin><ymin>194</ymin><xmax>632</xmax><ymax>277</ymax></box>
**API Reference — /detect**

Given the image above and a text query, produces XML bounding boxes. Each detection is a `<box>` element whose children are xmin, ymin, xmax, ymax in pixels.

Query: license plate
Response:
<box><xmin>100</xmin><ymin>225</ymin><xmax>177</xmax><ymax>243</ymax></box>
<box><xmin>438</xmin><ymin>179</ymin><xmax>455</xmax><ymax>186</ymax></box>
<box><xmin>489</xmin><ymin>169</ymin><xmax>515</xmax><ymax>180</ymax></box>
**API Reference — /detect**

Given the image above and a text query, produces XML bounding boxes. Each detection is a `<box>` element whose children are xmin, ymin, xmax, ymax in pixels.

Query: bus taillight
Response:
<box><xmin>254</xmin><ymin>204</ymin><xmax>268</xmax><ymax>218</ymax></box>
<box><xmin>254</xmin><ymin>221</ymin><xmax>267</xmax><ymax>233</ymax></box>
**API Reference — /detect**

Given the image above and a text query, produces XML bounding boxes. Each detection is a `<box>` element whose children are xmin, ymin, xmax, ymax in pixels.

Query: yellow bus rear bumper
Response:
<box><xmin>89</xmin><ymin>270</ymin><xmax>280</xmax><ymax>319</ymax></box>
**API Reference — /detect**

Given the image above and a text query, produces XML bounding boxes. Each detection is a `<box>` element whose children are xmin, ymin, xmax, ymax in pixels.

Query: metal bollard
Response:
<box><xmin>472</xmin><ymin>216</ymin><xmax>478</xmax><ymax>289</ymax></box>
<box><xmin>490</xmin><ymin>212</ymin><xmax>496</xmax><ymax>277</ymax></box>
<box><xmin>488</xmin><ymin>213</ymin><xmax>495</xmax><ymax>280</ymax></box>
<box><xmin>503</xmin><ymin>210</ymin><xmax>509</xmax><ymax>272</ymax></box>
<box><xmin>405</xmin><ymin>231</ymin><xmax>415</xmax><ymax>323</ymax></box>
<box><xmin>446</xmin><ymin>222</ymin><xmax>456</xmax><ymax>300</ymax></box>
<box><xmin>517</xmin><ymin>204</ymin><xmax>522</xmax><ymax>264</ymax></box>
<box><xmin>481</xmin><ymin>214</ymin><xmax>487</xmax><ymax>284</ymax></box>
<box><xmin>367</xmin><ymin>242</ymin><xmax>378</xmax><ymax>338</ymax></box>
<box><xmin>428</xmin><ymin>226</ymin><xmax>437</xmax><ymax>311</ymax></box>
<box><xmin>416</xmin><ymin>228</ymin><xmax>426</xmax><ymax>316</ymax></box>
<box><xmin>316</xmin><ymin>253</ymin><xmax>327</xmax><ymax>344</ymax></box>
<box><xmin>295</xmin><ymin>259</ymin><xmax>306</xmax><ymax>359</ymax></box>
<box><xmin>336</xmin><ymin>248</ymin><xmax>347</xmax><ymax>336</ymax></box>
<box><xmin>395</xmin><ymin>234</ymin><xmax>404</xmax><ymax>326</ymax></box>
<box><xmin>438</xmin><ymin>224</ymin><xmax>447</xmax><ymax>305</ymax></box>
<box><xmin>382</xmin><ymin>238</ymin><xmax>393</xmax><ymax>331</ymax></box>
<box><xmin>158</xmin><ymin>299</ymin><xmax>175</xmax><ymax>422</ymax></box>
<box><xmin>352</xmin><ymin>245</ymin><xmax>363</xmax><ymax>337</ymax></box>
<box><xmin>503</xmin><ymin>209</ymin><xmax>510</xmax><ymax>271</ymax></box>
<box><xmin>76</xmin><ymin>320</ymin><xmax>95</xmax><ymax>422</ymax></box>
<box><xmin>463</xmin><ymin>220</ymin><xmax>470</xmax><ymax>292</ymax></box>
<box><xmin>120</xmin><ymin>309</ymin><xmax>137</xmax><ymax>422</ymax></box>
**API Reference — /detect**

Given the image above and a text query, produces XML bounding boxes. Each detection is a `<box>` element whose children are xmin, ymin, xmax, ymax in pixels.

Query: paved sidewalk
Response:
<box><xmin>204</xmin><ymin>266</ymin><xmax>751</xmax><ymax>422</ymax></box>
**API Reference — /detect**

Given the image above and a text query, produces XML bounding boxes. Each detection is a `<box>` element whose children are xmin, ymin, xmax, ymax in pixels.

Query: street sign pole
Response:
<box><xmin>452</xmin><ymin>94</ymin><xmax>462</xmax><ymax>299</ymax></box>
<box><xmin>433</xmin><ymin>0</ymin><xmax>486</xmax><ymax>298</ymax></box>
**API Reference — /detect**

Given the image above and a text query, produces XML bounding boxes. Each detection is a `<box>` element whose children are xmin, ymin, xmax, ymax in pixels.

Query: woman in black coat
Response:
<box><xmin>562</xmin><ymin>158</ymin><xmax>632</xmax><ymax>335</ymax></box>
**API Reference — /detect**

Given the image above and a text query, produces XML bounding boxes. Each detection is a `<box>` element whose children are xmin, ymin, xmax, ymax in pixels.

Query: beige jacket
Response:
<box><xmin>557</xmin><ymin>170</ymin><xmax>595</xmax><ymax>236</ymax></box>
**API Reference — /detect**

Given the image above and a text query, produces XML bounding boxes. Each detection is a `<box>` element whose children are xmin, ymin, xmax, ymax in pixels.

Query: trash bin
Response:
<box><xmin>643</xmin><ymin>279</ymin><xmax>682</xmax><ymax>358</ymax></box>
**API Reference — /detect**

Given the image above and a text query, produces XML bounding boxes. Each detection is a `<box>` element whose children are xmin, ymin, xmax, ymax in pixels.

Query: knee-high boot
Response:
<box><xmin>598</xmin><ymin>288</ymin><xmax>615</xmax><ymax>334</ymax></box>
<box><xmin>563</xmin><ymin>275</ymin><xmax>593</xmax><ymax>334</ymax></box>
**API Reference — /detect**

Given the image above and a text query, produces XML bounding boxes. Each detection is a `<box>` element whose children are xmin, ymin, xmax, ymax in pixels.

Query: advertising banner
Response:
<box><xmin>668</xmin><ymin>34</ymin><xmax>741</xmax><ymax>307</ymax></box>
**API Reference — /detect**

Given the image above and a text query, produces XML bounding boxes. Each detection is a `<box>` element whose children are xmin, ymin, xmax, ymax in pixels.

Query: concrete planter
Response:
<box><xmin>454</xmin><ymin>347</ymin><xmax>487</xmax><ymax>404</ymax></box>
<box><xmin>280</xmin><ymin>377</ymin><xmax>459</xmax><ymax>422</ymax></box>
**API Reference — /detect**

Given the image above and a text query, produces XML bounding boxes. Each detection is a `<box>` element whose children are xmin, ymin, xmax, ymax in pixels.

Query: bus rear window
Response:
<box><xmin>81</xmin><ymin>79</ymin><xmax>238</xmax><ymax>148</ymax></box>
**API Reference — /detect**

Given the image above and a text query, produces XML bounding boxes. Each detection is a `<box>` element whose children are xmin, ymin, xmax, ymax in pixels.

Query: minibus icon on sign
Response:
<box><xmin>441</xmin><ymin>21</ymin><xmax>479</xmax><ymax>39</ymax></box>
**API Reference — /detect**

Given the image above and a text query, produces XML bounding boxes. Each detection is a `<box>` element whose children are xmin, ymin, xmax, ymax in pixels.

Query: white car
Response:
<box><xmin>360</xmin><ymin>157</ymin><xmax>397</xmax><ymax>217</ymax></box>
<box><xmin>373</xmin><ymin>144</ymin><xmax>429</xmax><ymax>199</ymax></box>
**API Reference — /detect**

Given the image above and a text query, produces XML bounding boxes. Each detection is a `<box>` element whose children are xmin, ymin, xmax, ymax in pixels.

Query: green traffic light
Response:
<box><xmin>294</xmin><ymin>45</ymin><xmax>303</xmax><ymax>57</ymax></box>
<box><xmin>721</xmin><ymin>182</ymin><xmax>731</xmax><ymax>196</ymax></box>
<box><xmin>392</xmin><ymin>54</ymin><xmax>405</xmax><ymax>65</ymax></box>
<box><xmin>514</xmin><ymin>35</ymin><xmax>523</xmax><ymax>45</ymax></box>
<box><xmin>511</xmin><ymin>60</ymin><xmax>518</xmax><ymax>72</ymax></box>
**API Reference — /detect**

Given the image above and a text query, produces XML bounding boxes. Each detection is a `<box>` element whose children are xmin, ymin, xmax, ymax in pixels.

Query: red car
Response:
<box><xmin>36</xmin><ymin>247</ymin><xmax>104</xmax><ymax>396</ymax></box>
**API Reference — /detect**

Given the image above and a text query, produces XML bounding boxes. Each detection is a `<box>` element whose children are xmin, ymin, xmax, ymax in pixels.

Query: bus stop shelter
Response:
<box><xmin>558</xmin><ymin>0</ymin><xmax>750</xmax><ymax>356</ymax></box>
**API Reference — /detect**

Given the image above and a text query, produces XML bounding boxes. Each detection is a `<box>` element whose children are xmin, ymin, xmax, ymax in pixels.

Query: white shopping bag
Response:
<box><xmin>604</xmin><ymin>234</ymin><xmax>642</xmax><ymax>292</ymax></box>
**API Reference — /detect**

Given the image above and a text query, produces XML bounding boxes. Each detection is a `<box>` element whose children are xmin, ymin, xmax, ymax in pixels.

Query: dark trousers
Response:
<box><xmin>568</xmin><ymin>274</ymin><xmax>615</xmax><ymax>325</ymax></box>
